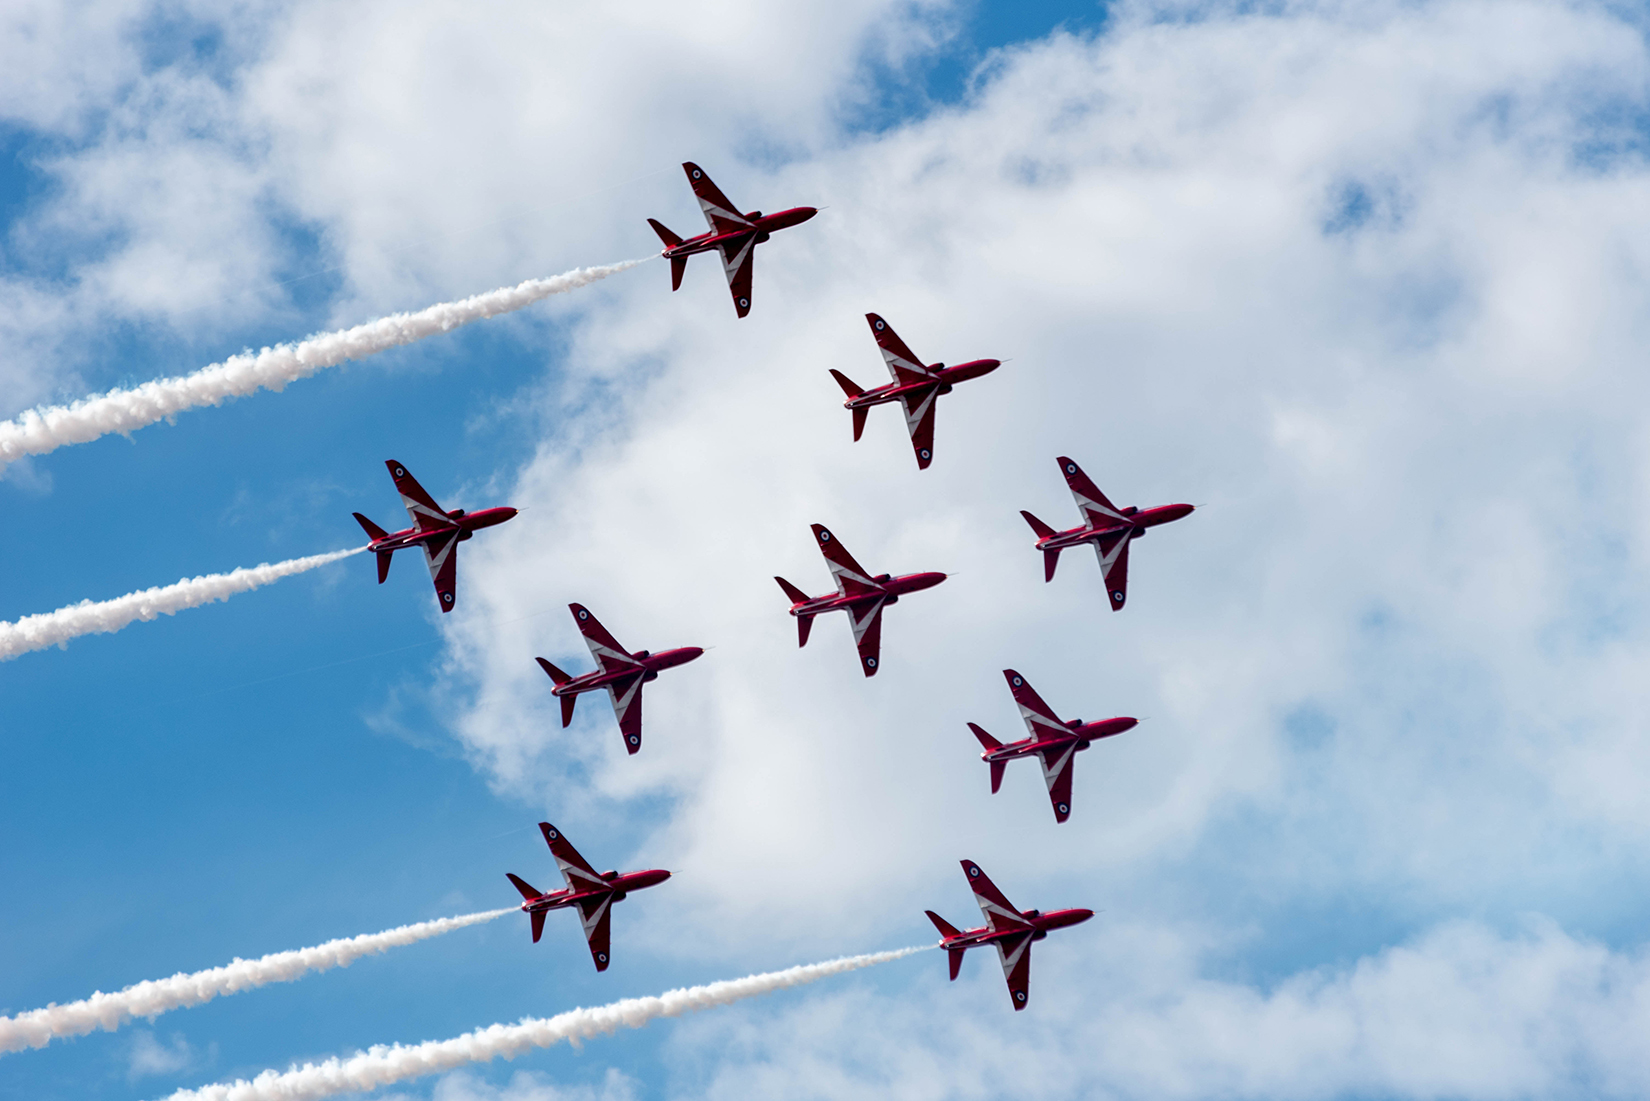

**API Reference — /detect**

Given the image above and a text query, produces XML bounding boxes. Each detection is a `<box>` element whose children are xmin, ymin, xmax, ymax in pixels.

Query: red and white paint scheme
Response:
<box><xmin>352</xmin><ymin>460</ymin><xmax>518</xmax><ymax>612</ymax></box>
<box><xmin>1020</xmin><ymin>455</ymin><xmax>1194</xmax><ymax>610</ymax></box>
<box><xmin>775</xmin><ymin>524</ymin><xmax>946</xmax><ymax>677</ymax></box>
<box><xmin>829</xmin><ymin>313</ymin><xmax>1000</xmax><ymax>470</ymax></box>
<box><xmin>506</xmin><ymin>822</ymin><xmax>671</xmax><ymax>972</ymax></box>
<box><xmin>968</xmin><ymin>668</ymin><xmax>1137</xmax><ymax>823</ymax></box>
<box><xmin>647</xmin><ymin>161</ymin><xmax>817</xmax><ymax>318</ymax></box>
<box><xmin>925</xmin><ymin>860</ymin><xmax>1093</xmax><ymax>1011</ymax></box>
<box><xmin>534</xmin><ymin>604</ymin><xmax>704</xmax><ymax>755</ymax></box>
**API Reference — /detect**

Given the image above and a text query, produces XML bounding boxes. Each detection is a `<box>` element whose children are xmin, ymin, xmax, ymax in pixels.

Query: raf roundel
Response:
<box><xmin>1015</xmin><ymin>991</ymin><xmax>1027</xmax><ymax>1003</ymax></box>
<box><xmin>865</xmin><ymin>656</ymin><xmax>876</xmax><ymax>669</ymax></box>
<box><xmin>578</xmin><ymin>609</ymin><xmax>588</xmax><ymax>620</ymax></box>
<box><xmin>819</xmin><ymin>530</ymin><xmax>831</xmax><ymax>542</ymax></box>
<box><xmin>394</xmin><ymin>466</ymin><xmax>406</xmax><ymax>477</ymax></box>
<box><xmin>598</xmin><ymin>952</ymin><xmax>608</xmax><ymax>963</ymax></box>
<box><xmin>1012</xmin><ymin>676</ymin><xmax>1023</xmax><ymax>687</ymax></box>
<box><xmin>875</xmin><ymin>319</ymin><xmax>885</xmax><ymax>330</ymax></box>
<box><xmin>547</xmin><ymin>829</ymin><xmax>559</xmax><ymax>840</ymax></box>
<box><xmin>442</xmin><ymin>592</ymin><xmax>453</xmax><ymax>604</ymax></box>
<box><xmin>1112</xmin><ymin>590</ymin><xmax>1125</xmax><ymax>603</ymax></box>
<box><xmin>691</xmin><ymin>169</ymin><xmax>701</xmax><ymax>179</ymax></box>
<box><xmin>1057</xmin><ymin>802</ymin><xmax>1069</xmax><ymax>815</ymax></box>
<box><xmin>738</xmin><ymin>297</ymin><xmax>749</xmax><ymax>309</ymax></box>
<box><xmin>968</xmin><ymin>865</ymin><xmax>980</xmax><ymax>878</ymax></box>
<box><xmin>628</xmin><ymin>734</ymin><xmax>639</xmax><ymax>746</ymax></box>
<box><xmin>1065</xmin><ymin>463</ymin><xmax>1077</xmax><ymax>474</ymax></box>
<box><xmin>920</xmin><ymin>448</ymin><xmax>931</xmax><ymax>460</ymax></box>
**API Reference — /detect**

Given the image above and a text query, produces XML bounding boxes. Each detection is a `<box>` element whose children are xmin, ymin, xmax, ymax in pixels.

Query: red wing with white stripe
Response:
<box><xmin>422</xmin><ymin>530</ymin><xmax>460</xmax><ymax>612</ymax></box>
<box><xmin>577</xmin><ymin>894</ymin><xmax>614</xmax><ymax>972</ymax></box>
<box><xmin>538</xmin><ymin>822</ymin><xmax>609</xmax><ymax>894</ymax></box>
<box><xmin>385</xmin><ymin>460</ymin><xmax>454</xmax><ymax>533</ymax></box>
<box><xmin>721</xmin><ymin>238</ymin><xmax>755</xmax><ymax>318</ymax></box>
<box><xmin>848</xmin><ymin>597</ymin><xmax>886</xmax><ymax>677</ymax></box>
<box><xmin>1057</xmin><ymin>456</ymin><xmax>1128</xmax><ymax>529</ymax></box>
<box><xmin>811</xmin><ymin>524</ymin><xmax>880</xmax><ymax>597</ymax></box>
<box><xmin>901</xmin><ymin>387</ymin><xmax>940</xmax><ymax>470</ymax></box>
<box><xmin>866</xmin><ymin>313</ymin><xmax>935</xmax><ymax>386</ymax></box>
<box><xmin>1039</xmin><ymin>743</ymin><xmax>1078</xmax><ymax>824</ymax></box>
<box><xmin>569</xmin><ymin>604</ymin><xmax>640</xmax><ymax>674</ymax></box>
<box><xmin>994</xmin><ymin>931</ymin><xmax>1034</xmax><ymax>1010</ymax></box>
<box><xmin>1096</xmin><ymin>533</ymin><xmax>1130</xmax><ymax>611</ymax></box>
<box><xmin>1003</xmin><ymin>669</ymin><xmax>1066</xmax><ymax>741</ymax></box>
<box><xmin>606</xmin><ymin>674</ymin><xmax>645</xmax><ymax>754</ymax></box>
<box><xmin>960</xmin><ymin>860</ymin><xmax>1031</xmax><ymax>933</ymax></box>
<box><xmin>682</xmin><ymin>162</ymin><xmax>753</xmax><ymax>235</ymax></box>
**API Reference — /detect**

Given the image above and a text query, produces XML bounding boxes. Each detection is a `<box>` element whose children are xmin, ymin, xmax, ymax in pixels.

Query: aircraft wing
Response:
<box><xmin>1057</xmin><ymin>456</ymin><xmax>1128</xmax><ymax>530</ymax></box>
<box><xmin>569</xmin><ymin>604</ymin><xmax>640</xmax><ymax>673</ymax></box>
<box><xmin>386</xmin><ymin>460</ymin><xmax>454</xmax><ymax>533</ymax></box>
<box><xmin>720</xmin><ymin>235</ymin><xmax>755</xmax><ymax>318</ymax></box>
<box><xmin>576</xmin><ymin>893</ymin><xmax>615</xmax><ymax>971</ymax></box>
<box><xmin>960</xmin><ymin>860</ymin><xmax>1032</xmax><ymax>934</ymax></box>
<box><xmin>1038</xmin><ymin>742</ymin><xmax>1078</xmax><ymax>823</ymax></box>
<box><xmin>1004</xmin><ymin>669</ymin><xmax>1066</xmax><ymax>741</ymax></box>
<box><xmin>847</xmin><ymin>597</ymin><xmax>886</xmax><ymax>677</ymax></box>
<box><xmin>606</xmin><ymin>673</ymin><xmax>645</xmax><ymax>754</ymax></box>
<box><xmin>993</xmin><ymin>931</ymin><xmax>1034</xmax><ymax>1010</ymax></box>
<box><xmin>538</xmin><ymin>822</ymin><xmax>610</xmax><ymax>894</ymax></box>
<box><xmin>899</xmin><ymin>386</ymin><xmax>940</xmax><ymax>470</ymax></box>
<box><xmin>682</xmin><ymin>162</ymin><xmax>752</xmax><ymax>235</ymax></box>
<box><xmin>1095</xmin><ymin>532</ymin><xmax>1130</xmax><ymax>611</ymax></box>
<box><xmin>866</xmin><ymin>314</ymin><xmax>935</xmax><ymax>385</ymax></box>
<box><xmin>421</xmin><ymin>530</ymin><xmax>460</xmax><ymax>612</ymax></box>
<box><xmin>810</xmin><ymin>524</ymin><xmax>879</xmax><ymax>597</ymax></box>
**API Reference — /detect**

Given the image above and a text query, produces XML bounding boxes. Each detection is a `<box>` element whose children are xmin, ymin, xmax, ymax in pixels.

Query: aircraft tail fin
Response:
<box><xmin>560</xmin><ymin>694</ymin><xmax>577</xmax><ymax>728</ymax></box>
<box><xmin>647</xmin><ymin>217</ymin><xmax>684</xmax><ymax>248</ymax></box>
<box><xmin>530</xmin><ymin>909</ymin><xmax>546</xmax><ymax>944</ymax></box>
<box><xmin>506</xmin><ymin>872</ymin><xmax>540</xmax><ymax>901</ymax></box>
<box><xmin>1020</xmin><ymin>510</ymin><xmax>1056</xmax><ymax>540</ymax></box>
<box><xmin>535</xmin><ymin>657</ymin><xmax>571</xmax><ymax>685</ymax></box>
<box><xmin>926</xmin><ymin>909</ymin><xmax>963</xmax><ymax>941</ymax></box>
<box><xmin>353</xmin><ymin>512</ymin><xmax>389</xmax><ymax>540</ymax></box>
<box><xmin>829</xmin><ymin>369</ymin><xmax>865</xmax><ymax>398</ymax></box>
<box><xmin>968</xmin><ymin>722</ymin><xmax>1003</xmax><ymax>751</ymax></box>
<box><xmin>775</xmin><ymin>576</ymin><xmax>809</xmax><ymax>605</ymax></box>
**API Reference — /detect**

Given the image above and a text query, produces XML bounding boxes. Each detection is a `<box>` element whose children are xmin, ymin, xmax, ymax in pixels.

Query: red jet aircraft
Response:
<box><xmin>969</xmin><ymin>668</ymin><xmax>1137</xmax><ymax>823</ymax></box>
<box><xmin>829</xmin><ymin>313</ymin><xmax>1000</xmax><ymax>470</ymax></box>
<box><xmin>925</xmin><ymin>860</ymin><xmax>1093</xmax><ymax>1011</ymax></box>
<box><xmin>1020</xmin><ymin>455</ymin><xmax>1193</xmax><ymax>610</ymax></box>
<box><xmin>775</xmin><ymin>524</ymin><xmax>946</xmax><ymax>677</ymax></box>
<box><xmin>535</xmin><ymin>604</ymin><xmax>705</xmax><ymax>755</ymax></box>
<box><xmin>647</xmin><ymin>161</ymin><xmax>817</xmax><ymax>318</ymax></box>
<box><xmin>352</xmin><ymin>460</ymin><xmax>518</xmax><ymax>612</ymax></box>
<box><xmin>506</xmin><ymin>822</ymin><xmax>671</xmax><ymax>971</ymax></box>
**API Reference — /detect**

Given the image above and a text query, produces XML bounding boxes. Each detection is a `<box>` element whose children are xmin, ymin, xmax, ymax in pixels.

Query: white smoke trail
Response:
<box><xmin>161</xmin><ymin>946</ymin><xmax>927</xmax><ymax>1101</ymax></box>
<box><xmin>0</xmin><ymin>547</ymin><xmax>366</xmax><ymax>661</ymax></box>
<box><xmin>0</xmin><ymin>258</ymin><xmax>652</xmax><ymax>471</ymax></box>
<box><xmin>0</xmin><ymin>908</ymin><xmax>514</xmax><ymax>1055</ymax></box>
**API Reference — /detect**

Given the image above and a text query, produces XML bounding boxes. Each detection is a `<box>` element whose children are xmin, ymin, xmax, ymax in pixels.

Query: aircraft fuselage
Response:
<box><xmin>550</xmin><ymin>646</ymin><xmax>706</xmax><ymax>698</ymax></box>
<box><xmin>939</xmin><ymin>907</ymin><xmax>1095</xmax><ymax>951</ymax></box>
<box><xmin>786</xmin><ymin>571</ymin><xmax>948</xmax><ymax>618</ymax></box>
<box><xmin>1034</xmin><ymin>502</ymin><xmax>1193</xmax><ymax>553</ymax></box>
<box><xmin>367</xmin><ymin>506</ymin><xmax>519</xmax><ymax>553</ymax></box>
<box><xmin>659</xmin><ymin>206</ymin><xmax>819</xmax><ymax>259</ymax></box>
<box><xmin>839</xmin><ymin>358</ymin><xmax>1002</xmax><ymax>409</ymax></box>
<box><xmin>518</xmin><ymin>867</ymin><xmax>672</xmax><ymax>915</ymax></box>
<box><xmin>981</xmin><ymin>716</ymin><xmax>1137</xmax><ymax>765</ymax></box>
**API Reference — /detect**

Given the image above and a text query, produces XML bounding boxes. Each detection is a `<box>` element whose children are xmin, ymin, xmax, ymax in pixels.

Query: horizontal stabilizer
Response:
<box><xmin>1020</xmin><ymin>510</ymin><xmax>1056</xmax><ymax>540</ymax></box>
<box><xmin>375</xmin><ymin>550</ymin><xmax>393</xmax><ymax>585</ymax></box>
<box><xmin>775</xmin><ymin>576</ymin><xmax>809</xmax><ymax>605</ymax></box>
<box><xmin>561</xmin><ymin>694</ymin><xmax>577</xmax><ymax>728</ymax></box>
<box><xmin>851</xmin><ymin>405</ymin><xmax>868</xmax><ymax>442</ymax></box>
<box><xmin>1042</xmin><ymin>548</ymin><xmax>1061</xmax><ymax>583</ymax></box>
<box><xmin>535</xmin><ymin>657</ymin><xmax>571</xmax><ymax>685</ymax></box>
<box><xmin>797</xmin><ymin>613</ymin><xmax>814</xmax><ymax>648</ymax></box>
<box><xmin>353</xmin><ymin>512</ymin><xmax>389</xmax><ymax>541</ymax></box>
<box><xmin>669</xmin><ymin>255</ymin><xmax>686</xmax><ymax>291</ymax></box>
<box><xmin>647</xmin><ymin>218</ymin><xmax>684</xmax><ymax>248</ymax></box>
<box><xmin>989</xmin><ymin>760</ymin><xmax>1006</xmax><ymax>794</ymax></box>
<box><xmin>829</xmin><ymin>369</ymin><xmax>865</xmax><ymax>399</ymax></box>
<box><xmin>506</xmin><ymin>872</ymin><xmax>540</xmax><ymax>900</ymax></box>
<box><xmin>530</xmin><ymin>908</ymin><xmax>546</xmax><ymax>944</ymax></box>
<box><xmin>926</xmin><ymin>909</ymin><xmax>962</xmax><ymax>940</ymax></box>
<box><xmin>948</xmin><ymin>947</ymin><xmax>966</xmax><ymax>981</ymax></box>
<box><xmin>968</xmin><ymin>722</ymin><xmax>1003</xmax><ymax>751</ymax></box>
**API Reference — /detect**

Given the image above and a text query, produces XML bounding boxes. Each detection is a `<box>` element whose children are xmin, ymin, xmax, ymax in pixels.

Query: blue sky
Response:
<box><xmin>5</xmin><ymin>2</ymin><xmax>1650</xmax><ymax>1100</ymax></box>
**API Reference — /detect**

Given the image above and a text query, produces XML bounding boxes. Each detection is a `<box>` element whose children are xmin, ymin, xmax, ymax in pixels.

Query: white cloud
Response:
<box><xmin>664</xmin><ymin>920</ymin><xmax>1650</xmax><ymax>1100</ymax></box>
<box><xmin>128</xmin><ymin>1028</ymin><xmax>193</xmax><ymax>1080</ymax></box>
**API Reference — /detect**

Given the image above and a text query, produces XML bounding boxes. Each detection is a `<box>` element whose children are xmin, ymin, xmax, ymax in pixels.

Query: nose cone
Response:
<box><xmin>676</xmin><ymin>646</ymin><xmax>705</xmax><ymax>664</ymax></box>
<box><xmin>626</xmin><ymin>868</ymin><xmax>672</xmax><ymax>891</ymax></box>
<box><xmin>901</xmin><ymin>571</ymin><xmax>948</xmax><ymax>593</ymax></box>
<box><xmin>652</xmin><ymin>646</ymin><xmax>705</xmax><ymax>670</ymax></box>
<box><xmin>1156</xmin><ymin>503</ymin><xmax>1194</xmax><ymax>524</ymax></box>
<box><xmin>796</xmin><ymin>206</ymin><xmax>819</xmax><ymax>223</ymax></box>
<box><xmin>1066</xmin><ymin>908</ymin><xmax>1095</xmax><ymax>925</ymax></box>
<box><xmin>499</xmin><ymin>507</ymin><xmax>520</xmax><ymax>522</ymax></box>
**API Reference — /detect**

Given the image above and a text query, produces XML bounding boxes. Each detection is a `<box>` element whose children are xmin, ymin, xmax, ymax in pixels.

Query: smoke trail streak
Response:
<box><xmin>0</xmin><ymin>547</ymin><xmax>365</xmax><ymax>661</ymax></box>
<box><xmin>0</xmin><ymin>258</ymin><xmax>651</xmax><ymax>471</ymax></box>
<box><xmin>162</xmin><ymin>946</ymin><xmax>927</xmax><ymax>1101</ymax></box>
<box><xmin>0</xmin><ymin>909</ymin><xmax>514</xmax><ymax>1055</ymax></box>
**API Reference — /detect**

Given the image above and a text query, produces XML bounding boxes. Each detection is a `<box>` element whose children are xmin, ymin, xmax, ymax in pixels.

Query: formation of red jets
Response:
<box><xmin>348</xmin><ymin>163</ymin><xmax>1194</xmax><ymax>1009</ymax></box>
